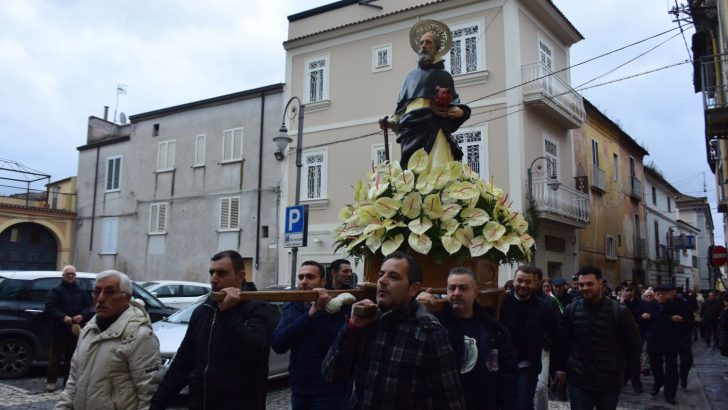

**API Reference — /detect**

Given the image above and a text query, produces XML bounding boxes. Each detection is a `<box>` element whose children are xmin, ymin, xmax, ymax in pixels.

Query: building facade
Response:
<box><xmin>280</xmin><ymin>0</ymin><xmax>586</xmax><ymax>283</ymax></box>
<box><xmin>644</xmin><ymin>166</ymin><xmax>701</xmax><ymax>288</ymax></box>
<box><xmin>0</xmin><ymin>160</ymin><xmax>76</xmax><ymax>270</ymax></box>
<box><xmin>74</xmin><ymin>85</ymin><xmax>285</xmax><ymax>287</ymax></box>
<box><xmin>573</xmin><ymin>99</ymin><xmax>649</xmax><ymax>286</ymax></box>
<box><xmin>676</xmin><ymin>195</ymin><xmax>715</xmax><ymax>290</ymax></box>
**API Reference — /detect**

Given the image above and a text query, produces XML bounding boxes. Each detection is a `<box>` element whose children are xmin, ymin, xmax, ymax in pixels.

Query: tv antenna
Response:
<box><xmin>114</xmin><ymin>84</ymin><xmax>128</xmax><ymax>123</ymax></box>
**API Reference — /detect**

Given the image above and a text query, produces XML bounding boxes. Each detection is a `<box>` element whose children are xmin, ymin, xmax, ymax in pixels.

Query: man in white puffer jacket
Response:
<box><xmin>56</xmin><ymin>270</ymin><xmax>161</xmax><ymax>410</ymax></box>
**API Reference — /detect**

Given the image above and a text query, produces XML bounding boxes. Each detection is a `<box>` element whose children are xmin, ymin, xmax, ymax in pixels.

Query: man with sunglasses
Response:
<box><xmin>57</xmin><ymin>270</ymin><xmax>161</xmax><ymax>409</ymax></box>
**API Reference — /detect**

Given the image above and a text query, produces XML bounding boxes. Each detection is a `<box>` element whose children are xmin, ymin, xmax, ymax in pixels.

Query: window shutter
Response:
<box><xmin>168</xmin><ymin>142</ymin><xmax>175</xmax><ymax>169</ymax></box>
<box><xmin>220</xmin><ymin>198</ymin><xmax>230</xmax><ymax>229</ymax></box>
<box><xmin>195</xmin><ymin>135</ymin><xmax>205</xmax><ymax>166</ymax></box>
<box><xmin>223</xmin><ymin>130</ymin><xmax>233</xmax><ymax>162</ymax></box>
<box><xmin>157</xmin><ymin>204</ymin><xmax>167</xmax><ymax>232</ymax></box>
<box><xmin>233</xmin><ymin>128</ymin><xmax>243</xmax><ymax>159</ymax></box>
<box><xmin>150</xmin><ymin>204</ymin><xmax>159</xmax><ymax>233</ymax></box>
<box><xmin>113</xmin><ymin>158</ymin><xmax>121</xmax><ymax>188</ymax></box>
<box><xmin>230</xmin><ymin>197</ymin><xmax>239</xmax><ymax>228</ymax></box>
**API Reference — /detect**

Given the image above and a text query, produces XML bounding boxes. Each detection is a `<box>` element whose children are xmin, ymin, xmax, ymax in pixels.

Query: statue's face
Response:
<box><xmin>419</xmin><ymin>32</ymin><xmax>437</xmax><ymax>57</ymax></box>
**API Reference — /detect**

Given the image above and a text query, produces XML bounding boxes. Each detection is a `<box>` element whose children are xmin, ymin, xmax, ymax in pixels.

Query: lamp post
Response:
<box><xmin>526</xmin><ymin>156</ymin><xmax>560</xmax><ymax>263</ymax></box>
<box><xmin>274</xmin><ymin>97</ymin><xmax>305</xmax><ymax>288</ymax></box>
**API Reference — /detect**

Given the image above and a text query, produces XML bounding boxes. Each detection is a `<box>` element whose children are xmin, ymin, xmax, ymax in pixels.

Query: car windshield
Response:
<box><xmin>165</xmin><ymin>296</ymin><xmax>206</xmax><ymax>324</ymax></box>
<box><xmin>132</xmin><ymin>283</ymin><xmax>166</xmax><ymax>309</ymax></box>
<box><xmin>0</xmin><ymin>277</ymin><xmax>27</xmax><ymax>299</ymax></box>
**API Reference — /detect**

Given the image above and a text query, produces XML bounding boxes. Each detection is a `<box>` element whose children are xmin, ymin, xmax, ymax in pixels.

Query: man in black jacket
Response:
<box><xmin>420</xmin><ymin>267</ymin><xmax>518</xmax><ymax>409</ymax></box>
<box><xmin>44</xmin><ymin>265</ymin><xmax>92</xmax><ymax>392</ymax></box>
<box><xmin>619</xmin><ymin>281</ymin><xmax>645</xmax><ymax>392</ymax></box>
<box><xmin>499</xmin><ymin>265</ymin><xmax>565</xmax><ymax>410</ymax></box>
<box><xmin>562</xmin><ymin>266</ymin><xmax>641</xmax><ymax>410</ymax></box>
<box><xmin>150</xmin><ymin>250</ymin><xmax>280</xmax><ymax>410</ymax></box>
<box><xmin>641</xmin><ymin>282</ymin><xmax>685</xmax><ymax>405</ymax></box>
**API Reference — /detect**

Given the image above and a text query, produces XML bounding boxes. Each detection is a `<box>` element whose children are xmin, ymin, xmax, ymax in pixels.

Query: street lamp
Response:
<box><xmin>275</xmin><ymin>96</ymin><xmax>305</xmax><ymax>287</ymax></box>
<box><xmin>526</xmin><ymin>156</ymin><xmax>560</xmax><ymax>262</ymax></box>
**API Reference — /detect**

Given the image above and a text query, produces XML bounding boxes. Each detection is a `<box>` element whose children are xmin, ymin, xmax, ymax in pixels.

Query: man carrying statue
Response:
<box><xmin>380</xmin><ymin>19</ymin><xmax>471</xmax><ymax>169</ymax></box>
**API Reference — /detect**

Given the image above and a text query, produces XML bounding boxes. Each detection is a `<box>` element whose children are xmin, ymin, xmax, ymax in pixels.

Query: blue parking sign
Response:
<box><xmin>284</xmin><ymin>205</ymin><xmax>308</xmax><ymax>248</ymax></box>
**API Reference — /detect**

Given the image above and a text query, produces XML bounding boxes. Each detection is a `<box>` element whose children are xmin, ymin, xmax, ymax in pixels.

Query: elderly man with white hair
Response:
<box><xmin>56</xmin><ymin>270</ymin><xmax>161</xmax><ymax>410</ymax></box>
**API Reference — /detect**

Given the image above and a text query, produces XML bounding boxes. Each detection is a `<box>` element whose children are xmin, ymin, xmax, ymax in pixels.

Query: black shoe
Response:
<box><xmin>666</xmin><ymin>397</ymin><xmax>676</xmax><ymax>405</ymax></box>
<box><xmin>680</xmin><ymin>380</ymin><xmax>687</xmax><ymax>389</ymax></box>
<box><xmin>634</xmin><ymin>386</ymin><xmax>644</xmax><ymax>394</ymax></box>
<box><xmin>651</xmin><ymin>386</ymin><xmax>661</xmax><ymax>396</ymax></box>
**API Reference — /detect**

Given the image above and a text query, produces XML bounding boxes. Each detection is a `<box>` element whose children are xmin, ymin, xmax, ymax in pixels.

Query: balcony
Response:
<box><xmin>630</xmin><ymin>176</ymin><xmax>643</xmax><ymax>201</ymax></box>
<box><xmin>530</xmin><ymin>176</ymin><xmax>590</xmax><ymax>228</ymax></box>
<box><xmin>635</xmin><ymin>238</ymin><xmax>647</xmax><ymax>259</ymax></box>
<box><xmin>521</xmin><ymin>62</ymin><xmax>585</xmax><ymax>129</ymax></box>
<box><xmin>591</xmin><ymin>164</ymin><xmax>606</xmax><ymax>191</ymax></box>
<box><xmin>0</xmin><ymin>184</ymin><xmax>75</xmax><ymax>212</ymax></box>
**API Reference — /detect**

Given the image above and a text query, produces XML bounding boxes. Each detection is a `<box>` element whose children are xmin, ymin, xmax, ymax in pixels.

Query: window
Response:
<box><xmin>304</xmin><ymin>55</ymin><xmax>330</xmax><ymax>103</ymax></box>
<box><xmin>667</xmin><ymin>197</ymin><xmax>671</xmax><ymax>212</ymax></box>
<box><xmin>219</xmin><ymin>196</ymin><xmax>240</xmax><ymax>230</ymax></box>
<box><xmin>302</xmin><ymin>150</ymin><xmax>327</xmax><ymax>200</ymax></box>
<box><xmin>629</xmin><ymin>156</ymin><xmax>636</xmax><ymax>177</ymax></box>
<box><xmin>183</xmin><ymin>285</ymin><xmax>210</xmax><ymax>297</ymax></box>
<box><xmin>154</xmin><ymin>285</ymin><xmax>178</xmax><ymax>297</ymax></box>
<box><xmin>21</xmin><ymin>279</ymin><xmax>61</xmax><ymax>302</ymax></box>
<box><xmin>10</xmin><ymin>228</ymin><xmax>19</xmax><ymax>242</ymax></box>
<box><xmin>446</xmin><ymin>22</ymin><xmax>483</xmax><ymax>75</ymax></box>
<box><xmin>591</xmin><ymin>140</ymin><xmax>599</xmax><ymax>167</ymax></box>
<box><xmin>51</xmin><ymin>186</ymin><xmax>60</xmax><ymax>209</ymax></box>
<box><xmin>538</xmin><ymin>37</ymin><xmax>554</xmax><ymax>70</ymax></box>
<box><xmin>372</xmin><ymin>143</ymin><xmax>392</xmax><ymax>166</ymax></box>
<box><xmin>222</xmin><ymin>127</ymin><xmax>243</xmax><ymax>163</ymax></box>
<box><xmin>612</xmin><ymin>153</ymin><xmax>619</xmax><ymax>181</ymax></box>
<box><xmin>100</xmin><ymin>217</ymin><xmax>118</xmax><ymax>254</ymax></box>
<box><xmin>453</xmin><ymin>127</ymin><xmax>487</xmax><ymax>178</ymax></box>
<box><xmin>606</xmin><ymin>235</ymin><xmax>617</xmax><ymax>260</ymax></box>
<box><xmin>372</xmin><ymin>44</ymin><xmax>392</xmax><ymax>72</ymax></box>
<box><xmin>652</xmin><ymin>186</ymin><xmax>657</xmax><ymax>205</ymax></box>
<box><xmin>157</xmin><ymin>140</ymin><xmax>175</xmax><ymax>171</ymax></box>
<box><xmin>194</xmin><ymin>134</ymin><xmax>206</xmax><ymax>167</ymax></box>
<box><xmin>654</xmin><ymin>221</ymin><xmax>660</xmax><ymax>255</ymax></box>
<box><xmin>153</xmin><ymin>124</ymin><xmax>160</xmax><ymax>137</ymax></box>
<box><xmin>105</xmin><ymin>156</ymin><xmax>122</xmax><ymax>191</ymax></box>
<box><xmin>544</xmin><ymin>135</ymin><xmax>559</xmax><ymax>179</ymax></box>
<box><xmin>149</xmin><ymin>203</ymin><xmax>168</xmax><ymax>234</ymax></box>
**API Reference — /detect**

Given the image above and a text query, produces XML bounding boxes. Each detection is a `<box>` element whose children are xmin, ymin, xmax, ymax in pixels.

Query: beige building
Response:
<box><xmin>573</xmin><ymin>99</ymin><xmax>649</xmax><ymax>286</ymax></box>
<box><xmin>279</xmin><ymin>0</ymin><xmax>587</xmax><ymax>283</ymax></box>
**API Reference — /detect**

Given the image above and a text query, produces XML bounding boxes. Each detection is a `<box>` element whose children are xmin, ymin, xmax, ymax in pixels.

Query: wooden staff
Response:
<box><xmin>380</xmin><ymin>116</ymin><xmax>390</xmax><ymax>162</ymax></box>
<box><xmin>209</xmin><ymin>283</ymin><xmax>376</xmax><ymax>303</ymax></box>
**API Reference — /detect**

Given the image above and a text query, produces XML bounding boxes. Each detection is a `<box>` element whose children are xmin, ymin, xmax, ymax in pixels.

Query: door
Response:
<box><xmin>0</xmin><ymin>223</ymin><xmax>57</xmax><ymax>270</ymax></box>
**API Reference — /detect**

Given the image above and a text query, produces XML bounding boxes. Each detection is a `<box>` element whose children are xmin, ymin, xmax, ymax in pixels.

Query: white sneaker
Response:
<box><xmin>45</xmin><ymin>382</ymin><xmax>56</xmax><ymax>392</ymax></box>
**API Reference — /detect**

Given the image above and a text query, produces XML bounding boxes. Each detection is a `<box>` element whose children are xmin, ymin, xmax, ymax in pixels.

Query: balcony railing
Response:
<box><xmin>0</xmin><ymin>184</ymin><xmax>75</xmax><ymax>212</ymax></box>
<box><xmin>521</xmin><ymin>62</ymin><xmax>585</xmax><ymax>128</ymax></box>
<box><xmin>591</xmin><ymin>164</ymin><xmax>606</xmax><ymax>191</ymax></box>
<box><xmin>630</xmin><ymin>176</ymin><xmax>643</xmax><ymax>200</ymax></box>
<box><xmin>530</xmin><ymin>177</ymin><xmax>590</xmax><ymax>227</ymax></box>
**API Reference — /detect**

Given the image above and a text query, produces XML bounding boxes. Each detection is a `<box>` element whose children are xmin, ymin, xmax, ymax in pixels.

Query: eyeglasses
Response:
<box><xmin>92</xmin><ymin>288</ymin><xmax>124</xmax><ymax>297</ymax></box>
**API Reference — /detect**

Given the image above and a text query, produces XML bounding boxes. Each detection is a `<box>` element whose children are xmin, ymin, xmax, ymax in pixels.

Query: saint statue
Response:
<box><xmin>380</xmin><ymin>19</ymin><xmax>471</xmax><ymax>169</ymax></box>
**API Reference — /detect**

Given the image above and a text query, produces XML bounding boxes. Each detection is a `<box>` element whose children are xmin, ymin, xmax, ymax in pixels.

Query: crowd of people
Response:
<box><xmin>45</xmin><ymin>253</ymin><xmax>728</xmax><ymax>410</ymax></box>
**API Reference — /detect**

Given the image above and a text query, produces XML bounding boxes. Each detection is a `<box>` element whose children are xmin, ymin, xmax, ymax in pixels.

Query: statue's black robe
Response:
<box><xmin>394</xmin><ymin>60</ymin><xmax>471</xmax><ymax>168</ymax></box>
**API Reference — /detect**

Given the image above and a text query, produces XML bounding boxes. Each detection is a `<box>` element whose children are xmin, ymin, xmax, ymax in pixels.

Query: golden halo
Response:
<box><xmin>409</xmin><ymin>19</ymin><xmax>452</xmax><ymax>59</ymax></box>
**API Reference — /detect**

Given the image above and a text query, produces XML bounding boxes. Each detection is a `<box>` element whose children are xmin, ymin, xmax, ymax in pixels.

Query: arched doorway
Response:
<box><xmin>0</xmin><ymin>223</ymin><xmax>58</xmax><ymax>270</ymax></box>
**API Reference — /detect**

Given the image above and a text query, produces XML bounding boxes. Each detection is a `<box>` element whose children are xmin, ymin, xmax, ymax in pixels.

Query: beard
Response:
<box><xmin>418</xmin><ymin>50</ymin><xmax>434</xmax><ymax>68</ymax></box>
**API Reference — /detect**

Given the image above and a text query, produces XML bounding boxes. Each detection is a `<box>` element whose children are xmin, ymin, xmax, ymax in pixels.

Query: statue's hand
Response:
<box><xmin>448</xmin><ymin>107</ymin><xmax>464</xmax><ymax>119</ymax></box>
<box><xmin>378</xmin><ymin>116</ymin><xmax>389</xmax><ymax>130</ymax></box>
<box><xmin>431</xmin><ymin>105</ymin><xmax>449</xmax><ymax>118</ymax></box>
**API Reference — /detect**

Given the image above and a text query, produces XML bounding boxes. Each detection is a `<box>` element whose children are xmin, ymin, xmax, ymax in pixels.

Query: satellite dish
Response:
<box><xmin>119</xmin><ymin>112</ymin><xmax>127</xmax><ymax>124</ymax></box>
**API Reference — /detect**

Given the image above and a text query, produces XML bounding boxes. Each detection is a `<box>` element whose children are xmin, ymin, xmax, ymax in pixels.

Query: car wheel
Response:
<box><xmin>0</xmin><ymin>338</ymin><xmax>34</xmax><ymax>379</ymax></box>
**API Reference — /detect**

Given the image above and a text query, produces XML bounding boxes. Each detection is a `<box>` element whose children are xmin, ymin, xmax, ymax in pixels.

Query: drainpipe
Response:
<box><xmin>255</xmin><ymin>92</ymin><xmax>266</xmax><ymax>271</ymax></box>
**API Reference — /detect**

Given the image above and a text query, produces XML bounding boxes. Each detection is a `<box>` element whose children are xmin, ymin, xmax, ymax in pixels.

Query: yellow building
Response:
<box><xmin>573</xmin><ymin>100</ymin><xmax>649</xmax><ymax>286</ymax></box>
<box><xmin>0</xmin><ymin>160</ymin><xmax>76</xmax><ymax>270</ymax></box>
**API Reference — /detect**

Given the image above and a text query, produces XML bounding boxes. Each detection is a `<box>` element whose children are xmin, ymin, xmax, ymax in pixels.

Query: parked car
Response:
<box><xmin>140</xmin><ymin>280</ymin><xmax>211</xmax><ymax>309</ymax></box>
<box><xmin>152</xmin><ymin>295</ymin><xmax>288</xmax><ymax>395</ymax></box>
<box><xmin>0</xmin><ymin>270</ymin><xmax>177</xmax><ymax>379</ymax></box>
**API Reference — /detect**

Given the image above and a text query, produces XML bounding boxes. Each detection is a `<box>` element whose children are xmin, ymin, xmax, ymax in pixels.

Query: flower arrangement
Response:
<box><xmin>333</xmin><ymin>148</ymin><xmax>534</xmax><ymax>265</ymax></box>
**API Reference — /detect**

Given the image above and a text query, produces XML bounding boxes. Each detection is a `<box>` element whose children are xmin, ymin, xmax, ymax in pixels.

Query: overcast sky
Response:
<box><xmin>0</xmin><ymin>0</ymin><xmax>718</xmax><ymax>242</ymax></box>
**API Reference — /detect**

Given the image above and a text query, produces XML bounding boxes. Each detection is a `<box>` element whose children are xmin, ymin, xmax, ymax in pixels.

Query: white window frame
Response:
<box><xmin>371</xmin><ymin>143</ymin><xmax>393</xmax><ymax>166</ymax></box>
<box><xmin>538</xmin><ymin>36</ymin><xmax>554</xmax><ymax>71</ymax></box>
<box><xmin>222</xmin><ymin>127</ymin><xmax>243</xmax><ymax>163</ymax></box>
<box><xmin>105</xmin><ymin>156</ymin><xmax>122</xmax><ymax>192</ymax></box>
<box><xmin>372</xmin><ymin>44</ymin><xmax>392</xmax><ymax>73</ymax></box>
<box><xmin>100</xmin><ymin>217</ymin><xmax>118</xmax><ymax>254</ymax></box>
<box><xmin>606</xmin><ymin>234</ymin><xmax>617</xmax><ymax>260</ymax></box>
<box><xmin>301</xmin><ymin>149</ymin><xmax>328</xmax><ymax>200</ymax></box>
<box><xmin>149</xmin><ymin>202</ymin><xmax>168</xmax><ymax>235</ymax></box>
<box><xmin>543</xmin><ymin>134</ymin><xmax>560</xmax><ymax>180</ymax></box>
<box><xmin>445</xmin><ymin>20</ymin><xmax>485</xmax><ymax>76</ymax></box>
<box><xmin>219</xmin><ymin>196</ymin><xmax>240</xmax><ymax>231</ymax></box>
<box><xmin>157</xmin><ymin>140</ymin><xmax>176</xmax><ymax>172</ymax></box>
<box><xmin>453</xmin><ymin>126</ymin><xmax>488</xmax><ymax>180</ymax></box>
<box><xmin>194</xmin><ymin>134</ymin><xmax>206</xmax><ymax>167</ymax></box>
<box><xmin>303</xmin><ymin>54</ymin><xmax>330</xmax><ymax>104</ymax></box>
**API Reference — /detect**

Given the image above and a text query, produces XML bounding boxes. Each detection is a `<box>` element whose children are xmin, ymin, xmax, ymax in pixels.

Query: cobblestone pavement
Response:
<box><xmin>2</xmin><ymin>342</ymin><xmax>726</xmax><ymax>409</ymax></box>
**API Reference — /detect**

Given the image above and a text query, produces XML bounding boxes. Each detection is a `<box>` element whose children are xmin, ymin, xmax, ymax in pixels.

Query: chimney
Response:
<box><xmin>103</xmin><ymin>106</ymin><xmax>109</xmax><ymax>121</ymax></box>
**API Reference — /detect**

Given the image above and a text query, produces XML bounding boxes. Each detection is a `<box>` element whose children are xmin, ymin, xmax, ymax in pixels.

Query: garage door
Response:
<box><xmin>0</xmin><ymin>223</ymin><xmax>57</xmax><ymax>270</ymax></box>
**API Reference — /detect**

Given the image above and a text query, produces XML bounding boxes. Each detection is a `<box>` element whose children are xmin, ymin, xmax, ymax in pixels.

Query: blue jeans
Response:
<box><xmin>515</xmin><ymin>367</ymin><xmax>538</xmax><ymax>410</ymax></box>
<box><xmin>568</xmin><ymin>383</ymin><xmax>620</xmax><ymax>410</ymax></box>
<box><xmin>291</xmin><ymin>390</ymin><xmax>343</xmax><ymax>410</ymax></box>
